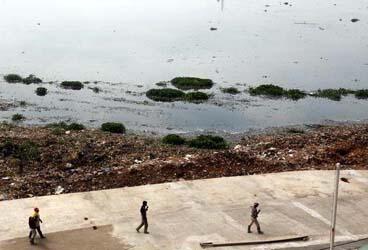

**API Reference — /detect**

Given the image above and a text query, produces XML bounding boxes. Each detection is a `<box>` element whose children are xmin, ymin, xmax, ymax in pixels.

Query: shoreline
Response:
<box><xmin>0</xmin><ymin>122</ymin><xmax>367</xmax><ymax>200</ymax></box>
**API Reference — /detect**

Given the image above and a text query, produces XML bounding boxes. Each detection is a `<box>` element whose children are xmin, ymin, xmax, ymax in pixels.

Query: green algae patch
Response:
<box><xmin>162</xmin><ymin>134</ymin><xmax>186</xmax><ymax>145</ymax></box>
<box><xmin>146</xmin><ymin>88</ymin><xmax>185</xmax><ymax>102</ymax></box>
<box><xmin>23</xmin><ymin>74</ymin><xmax>42</xmax><ymax>84</ymax></box>
<box><xmin>189</xmin><ymin>135</ymin><xmax>228</xmax><ymax>149</ymax></box>
<box><xmin>313</xmin><ymin>88</ymin><xmax>354</xmax><ymax>101</ymax></box>
<box><xmin>221</xmin><ymin>87</ymin><xmax>240</xmax><ymax>95</ymax></box>
<box><xmin>35</xmin><ymin>87</ymin><xmax>47</xmax><ymax>96</ymax></box>
<box><xmin>47</xmin><ymin>122</ymin><xmax>85</xmax><ymax>131</ymax></box>
<box><xmin>184</xmin><ymin>92</ymin><xmax>210</xmax><ymax>103</ymax></box>
<box><xmin>101</xmin><ymin>122</ymin><xmax>126</xmax><ymax>134</ymax></box>
<box><xmin>4</xmin><ymin>74</ymin><xmax>23</xmax><ymax>83</ymax></box>
<box><xmin>61</xmin><ymin>81</ymin><xmax>84</xmax><ymax>90</ymax></box>
<box><xmin>11</xmin><ymin>114</ymin><xmax>25</xmax><ymax>122</ymax></box>
<box><xmin>249</xmin><ymin>84</ymin><xmax>285</xmax><ymax>97</ymax></box>
<box><xmin>171</xmin><ymin>77</ymin><xmax>214</xmax><ymax>90</ymax></box>
<box><xmin>284</xmin><ymin>89</ymin><xmax>307</xmax><ymax>100</ymax></box>
<box><xmin>355</xmin><ymin>89</ymin><xmax>368</xmax><ymax>99</ymax></box>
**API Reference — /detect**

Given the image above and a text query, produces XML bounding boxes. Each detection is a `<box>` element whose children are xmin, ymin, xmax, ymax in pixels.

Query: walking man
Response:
<box><xmin>248</xmin><ymin>202</ymin><xmax>263</xmax><ymax>234</ymax></box>
<box><xmin>29</xmin><ymin>207</ymin><xmax>46</xmax><ymax>244</ymax></box>
<box><xmin>136</xmin><ymin>201</ymin><xmax>149</xmax><ymax>234</ymax></box>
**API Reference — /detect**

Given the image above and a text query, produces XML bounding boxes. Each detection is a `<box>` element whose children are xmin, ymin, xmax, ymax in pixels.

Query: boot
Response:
<box><xmin>247</xmin><ymin>226</ymin><xmax>252</xmax><ymax>233</ymax></box>
<box><xmin>258</xmin><ymin>230</ymin><xmax>264</xmax><ymax>234</ymax></box>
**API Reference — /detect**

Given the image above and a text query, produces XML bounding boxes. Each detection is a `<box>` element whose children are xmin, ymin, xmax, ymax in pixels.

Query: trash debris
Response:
<box><xmin>0</xmin><ymin>124</ymin><xmax>367</xmax><ymax>200</ymax></box>
<box><xmin>340</xmin><ymin>177</ymin><xmax>349</xmax><ymax>183</ymax></box>
<box><xmin>55</xmin><ymin>186</ymin><xmax>65</xmax><ymax>195</ymax></box>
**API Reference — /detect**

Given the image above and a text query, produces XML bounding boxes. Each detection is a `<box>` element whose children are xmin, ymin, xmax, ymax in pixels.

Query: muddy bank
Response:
<box><xmin>0</xmin><ymin>123</ymin><xmax>367</xmax><ymax>200</ymax></box>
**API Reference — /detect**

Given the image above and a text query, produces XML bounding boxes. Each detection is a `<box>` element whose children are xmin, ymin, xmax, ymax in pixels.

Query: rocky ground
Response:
<box><xmin>0</xmin><ymin>123</ymin><xmax>367</xmax><ymax>200</ymax></box>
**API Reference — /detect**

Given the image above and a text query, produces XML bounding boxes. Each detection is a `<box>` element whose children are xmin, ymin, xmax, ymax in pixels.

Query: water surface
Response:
<box><xmin>0</xmin><ymin>0</ymin><xmax>367</xmax><ymax>133</ymax></box>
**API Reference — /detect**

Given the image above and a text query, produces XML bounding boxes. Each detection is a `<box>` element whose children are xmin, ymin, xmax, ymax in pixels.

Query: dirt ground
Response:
<box><xmin>0</xmin><ymin>123</ymin><xmax>367</xmax><ymax>200</ymax></box>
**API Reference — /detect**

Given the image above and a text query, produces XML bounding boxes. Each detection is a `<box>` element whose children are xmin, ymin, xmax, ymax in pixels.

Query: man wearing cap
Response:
<box><xmin>248</xmin><ymin>202</ymin><xmax>263</xmax><ymax>234</ymax></box>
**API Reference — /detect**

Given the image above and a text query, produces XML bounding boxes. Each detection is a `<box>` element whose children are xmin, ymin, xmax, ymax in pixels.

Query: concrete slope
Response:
<box><xmin>0</xmin><ymin>170</ymin><xmax>368</xmax><ymax>250</ymax></box>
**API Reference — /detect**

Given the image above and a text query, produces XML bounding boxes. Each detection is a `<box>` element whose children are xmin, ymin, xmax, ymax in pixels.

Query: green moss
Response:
<box><xmin>171</xmin><ymin>77</ymin><xmax>214</xmax><ymax>90</ymax></box>
<box><xmin>314</xmin><ymin>89</ymin><xmax>347</xmax><ymax>101</ymax></box>
<box><xmin>11</xmin><ymin>114</ymin><xmax>25</xmax><ymax>122</ymax></box>
<box><xmin>101</xmin><ymin>122</ymin><xmax>126</xmax><ymax>134</ymax></box>
<box><xmin>60</xmin><ymin>81</ymin><xmax>84</xmax><ymax>90</ymax></box>
<box><xmin>67</xmin><ymin>123</ymin><xmax>85</xmax><ymax>131</ymax></box>
<box><xmin>184</xmin><ymin>92</ymin><xmax>210</xmax><ymax>103</ymax></box>
<box><xmin>4</xmin><ymin>74</ymin><xmax>22</xmax><ymax>83</ymax></box>
<box><xmin>249</xmin><ymin>84</ymin><xmax>285</xmax><ymax>97</ymax></box>
<box><xmin>15</xmin><ymin>140</ymin><xmax>39</xmax><ymax>162</ymax></box>
<box><xmin>286</xmin><ymin>128</ymin><xmax>305</xmax><ymax>134</ymax></box>
<box><xmin>35</xmin><ymin>87</ymin><xmax>47</xmax><ymax>96</ymax></box>
<box><xmin>284</xmin><ymin>89</ymin><xmax>307</xmax><ymax>100</ymax></box>
<box><xmin>355</xmin><ymin>89</ymin><xmax>368</xmax><ymax>99</ymax></box>
<box><xmin>162</xmin><ymin>134</ymin><xmax>186</xmax><ymax>145</ymax></box>
<box><xmin>46</xmin><ymin>122</ymin><xmax>85</xmax><ymax>131</ymax></box>
<box><xmin>146</xmin><ymin>88</ymin><xmax>185</xmax><ymax>102</ymax></box>
<box><xmin>91</xmin><ymin>87</ymin><xmax>100</xmax><ymax>93</ymax></box>
<box><xmin>221</xmin><ymin>87</ymin><xmax>240</xmax><ymax>95</ymax></box>
<box><xmin>189</xmin><ymin>135</ymin><xmax>228</xmax><ymax>149</ymax></box>
<box><xmin>156</xmin><ymin>81</ymin><xmax>168</xmax><ymax>87</ymax></box>
<box><xmin>51</xmin><ymin>128</ymin><xmax>64</xmax><ymax>136</ymax></box>
<box><xmin>22</xmin><ymin>74</ymin><xmax>42</xmax><ymax>84</ymax></box>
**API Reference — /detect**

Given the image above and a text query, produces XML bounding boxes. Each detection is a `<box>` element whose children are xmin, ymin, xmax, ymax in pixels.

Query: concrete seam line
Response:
<box><xmin>291</xmin><ymin>202</ymin><xmax>354</xmax><ymax>237</ymax></box>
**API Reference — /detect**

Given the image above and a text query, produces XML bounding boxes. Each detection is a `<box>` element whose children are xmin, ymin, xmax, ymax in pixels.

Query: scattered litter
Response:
<box><xmin>340</xmin><ymin>177</ymin><xmax>349</xmax><ymax>183</ymax></box>
<box><xmin>55</xmin><ymin>186</ymin><xmax>65</xmax><ymax>195</ymax></box>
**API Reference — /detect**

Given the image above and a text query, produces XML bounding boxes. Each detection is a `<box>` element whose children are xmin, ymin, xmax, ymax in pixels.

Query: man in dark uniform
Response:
<box><xmin>248</xmin><ymin>202</ymin><xmax>263</xmax><ymax>234</ymax></box>
<box><xmin>136</xmin><ymin>201</ymin><xmax>149</xmax><ymax>234</ymax></box>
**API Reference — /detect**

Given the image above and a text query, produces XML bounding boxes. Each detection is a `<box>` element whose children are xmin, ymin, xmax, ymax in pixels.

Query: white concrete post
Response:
<box><xmin>329</xmin><ymin>163</ymin><xmax>341</xmax><ymax>250</ymax></box>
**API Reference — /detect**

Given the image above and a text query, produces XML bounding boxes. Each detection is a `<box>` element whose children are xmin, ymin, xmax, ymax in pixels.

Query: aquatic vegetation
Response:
<box><xmin>284</xmin><ymin>89</ymin><xmax>307</xmax><ymax>100</ymax></box>
<box><xmin>19</xmin><ymin>101</ymin><xmax>27</xmax><ymax>106</ymax></box>
<box><xmin>313</xmin><ymin>88</ymin><xmax>354</xmax><ymax>101</ymax></box>
<box><xmin>23</xmin><ymin>74</ymin><xmax>42</xmax><ymax>84</ymax></box>
<box><xmin>355</xmin><ymin>89</ymin><xmax>368</xmax><ymax>99</ymax></box>
<box><xmin>162</xmin><ymin>134</ymin><xmax>186</xmax><ymax>145</ymax></box>
<box><xmin>11</xmin><ymin>114</ymin><xmax>25</xmax><ymax>122</ymax></box>
<box><xmin>156</xmin><ymin>81</ymin><xmax>168</xmax><ymax>87</ymax></box>
<box><xmin>101</xmin><ymin>122</ymin><xmax>126</xmax><ymax>134</ymax></box>
<box><xmin>249</xmin><ymin>84</ymin><xmax>285</xmax><ymax>97</ymax></box>
<box><xmin>146</xmin><ymin>88</ymin><xmax>185</xmax><ymax>102</ymax></box>
<box><xmin>15</xmin><ymin>140</ymin><xmax>40</xmax><ymax>162</ymax></box>
<box><xmin>35</xmin><ymin>87</ymin><xmax>47</xmax><ymax>96</ymax></box>
<box><xmin>171</xmin><ymin>77</ymin><xmax>214</xmax><ymax>90</ymax></box>
<box><xmin>89</xmin><ymin>87</ymin><xmax>100</xmax><ymax>93</ymax></box>
<box><xmin>67</xmin><ymin>123</ymin><xmax>85</xmax><ymax>131</ymax></box>
<box><xmin>184</xmin><ymin>92</ymin><xmax>210</xmax><ymax>103</ymax></box>
<box><xmin>47</xmin><ymin>122</ymin><xmax>85</xmax><ymax>131</ymax></box>
<box><xmin>286</xmin><ymin>128</ymin><xmax>305</xmax><ymax>134</ymax></box>
<box><xmin>189</xmin><ymin>135</ymin><xmax>228</xmax><ymax>149</ymax></box>
<box><xmin>4</xmin><ymin>74</ymin><xmax>22</xmax><ymax>83</ymax></box>
<box><xmin>60</xmin><ymin>81</ymin><xmax>84</xmax><ymax>90</ymax></box>
<box><xmin>221</xmin><ymin>87</ymin><xmax>240</xmax><ymax>95</ymax></box>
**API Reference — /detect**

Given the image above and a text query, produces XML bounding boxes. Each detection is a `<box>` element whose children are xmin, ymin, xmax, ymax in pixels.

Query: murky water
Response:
<box><xmin>0</xmin><ymin>0</ymin><xmax>367</xmax><ymax>133</ymax></box>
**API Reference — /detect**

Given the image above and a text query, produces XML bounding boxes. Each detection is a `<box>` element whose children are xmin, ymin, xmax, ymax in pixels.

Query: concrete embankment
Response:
<box><xmin>0</xmin><ymin>170</ymin><xmax>368</xmax><ymax>249</ymax></box>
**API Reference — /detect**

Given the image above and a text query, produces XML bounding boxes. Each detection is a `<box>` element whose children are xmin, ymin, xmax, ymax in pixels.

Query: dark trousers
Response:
<box><xmin>136</xmin><ymin>217</ymin><xmax>148</xmax><ymax>232</ymax></box>
<box><xmin>29</xmin><ymin>227</ymin><xmax>44</xmax><ymax>242</ymax></box>
<box><xmin>248</xmin><ymin>217</ymin><xmax>261</xmax><ymax>232</ymax></box>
